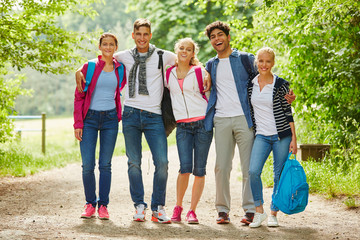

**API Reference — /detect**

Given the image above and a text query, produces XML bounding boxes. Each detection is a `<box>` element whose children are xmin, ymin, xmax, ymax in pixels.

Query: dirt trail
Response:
<box><xmin>0</xmin><ymin>143</ymin><xmax>359</xmax><ymax>240</ymax></box>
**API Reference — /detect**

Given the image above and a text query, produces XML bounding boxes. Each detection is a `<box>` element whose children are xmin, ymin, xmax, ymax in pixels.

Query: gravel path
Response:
<box><xmin>0</xmin><ymin>143</ymin><xmax>359</xmax><ymax>240</ymax></box>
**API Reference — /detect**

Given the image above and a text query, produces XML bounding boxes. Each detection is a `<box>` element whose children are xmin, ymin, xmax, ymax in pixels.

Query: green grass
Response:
<box><xmin>256</xmin><ymin>153</ymin><xmax>360</xmax><ymax>199</ymax></box>
<box><xmin>302</xmin><ymin>157</ymin><xmax>360</xmax><ymax>198</ymax></box>
<box><xmin>0</xmin><ymin>117</ymin><xmax>80</xmax><ymax>176</ymax></box>
<box><xmin>0</xmin><ymin>117</ymin><xmax>177</xmax><ymax>177</ymax></box>
<box><xmin>343</xmin><ymin>196</ymin><xmax>359</xmax><ymax>209</ymax></box>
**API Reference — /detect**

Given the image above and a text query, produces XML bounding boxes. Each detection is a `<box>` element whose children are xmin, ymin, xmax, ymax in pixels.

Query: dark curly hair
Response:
<box><xmin>205</xmin><ymin>21</ymin><xmax>230</xmax><ymax>39</ymax></box>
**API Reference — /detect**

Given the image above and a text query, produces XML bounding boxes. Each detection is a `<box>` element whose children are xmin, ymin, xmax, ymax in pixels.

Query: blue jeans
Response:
<box><xmin>122</xmin><ymin>106</ymin><xmax>168</xmax><ymax>211</ymax></box>
<box><xmin>176</xmin><ymin>120</ymin><xmax>213</xmax><ymax>176</ymax></box>
<box><xmin>249</xmin><ymin>134</ymin><xmax>291</xmax><ymax>211</ymax></box>
<box><xmin>80</xmin><ymin>108</ymin><xmax>118</xmax><ymax>207</ymax></box>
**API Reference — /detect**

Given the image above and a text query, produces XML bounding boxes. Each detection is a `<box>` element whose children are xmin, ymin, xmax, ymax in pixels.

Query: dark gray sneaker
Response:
<box><xmin>216</xmin><ymin>212</ymin><xmax>230</xmax><ymax>224</ymax></box>
<box><xmin>241</xmin><ymin>212</ymin><xmax>255</xmax><ymax>225</ymax></box>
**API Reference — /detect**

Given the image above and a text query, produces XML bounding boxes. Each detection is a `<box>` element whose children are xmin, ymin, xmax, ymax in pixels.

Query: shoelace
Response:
<box><xmin>253</xmin><ymin>213</ymin><xmax>261</xmax><ymax>222</ymax></box>
<box><xmin>174</xmin><ymin>207</ymin><xmax>181</xmax><ymax>215</ymax></box>
<box><xmin>158</xmin><ymin>209</ymin><xmax>167</xmax><ymax>217</ymax></box>
<box><xmin>137</xmin><ymin>205</ymin><xmax>145</xmax><ymax>213</ymax></box>
<box><xmin>85</xmin><ymin>204</ymin><xmax>93</xmax><ymax>210</ymax></box>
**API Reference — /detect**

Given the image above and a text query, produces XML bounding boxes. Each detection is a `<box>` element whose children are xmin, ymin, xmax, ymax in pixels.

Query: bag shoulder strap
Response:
<box><xmin>166</xmin><ymin>66</ymin><xmax>176</xmax><ymax>84</ymax></box>
<box><xmin>240</xmin><ymin>52</ymin><xmax>257</xmax><ymax>81</ymax></box>
<box><xmin>193</xmin><ymin>66</ymin><xmax>208</xmax><ymax>102</ymax></box>
<box><xmin>157</xmin><ymin>50</ymin><xmax>165</xmax><ymax>88</ymax></box>
<box><xmin>84</xmin><ymin>60</ymin><xmax>96</xmax><ymax>92</ymax></box>
<box><xmin>116</xmin><ymin>63</ymin><xmax>124</xmax><ymax>89</ymax></box>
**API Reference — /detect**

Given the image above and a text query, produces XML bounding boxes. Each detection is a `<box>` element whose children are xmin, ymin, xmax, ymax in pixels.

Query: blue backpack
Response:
<box><xmin>272</xmin><ymin>153</ymin><xmax>309</xmax><ymax>215</ymax></box>
<box><xmin>83</xmin><ymin>60</ymin><xmax>124</xmax><ymax>92</ymax></box>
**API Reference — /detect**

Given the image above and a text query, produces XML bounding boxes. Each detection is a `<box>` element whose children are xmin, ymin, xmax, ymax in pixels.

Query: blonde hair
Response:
<box><xmin>256</xmin><ymin>47</ymin><xmax>276</xmax><ymax>63</ymax></box>
<box><xmin>174</xmin><ymin>38</ymin><xmax>203</xmax><ymax>67</ymax></box>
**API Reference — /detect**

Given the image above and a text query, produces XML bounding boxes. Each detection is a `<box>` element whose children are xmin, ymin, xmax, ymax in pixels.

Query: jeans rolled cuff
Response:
<box><xmin>254</xmin><ymin>199</ymin><xmax>264</xmax><ymax>207</ymax></box>
<box><xmin>193</xmin><ymin>168</ymin><xmax>206</xmax><ymax>177</ymax></box>
<box><xmin>270</xmin><ymin>202</ymin><xmax>279</xmax><ymax>212</ymax></box>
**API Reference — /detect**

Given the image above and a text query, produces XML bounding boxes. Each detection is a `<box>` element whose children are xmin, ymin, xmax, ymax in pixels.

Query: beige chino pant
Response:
<box><xmin>214</xmin><ymin>115</ymin><xmax>255</xmax><ymax>214</ymax></box>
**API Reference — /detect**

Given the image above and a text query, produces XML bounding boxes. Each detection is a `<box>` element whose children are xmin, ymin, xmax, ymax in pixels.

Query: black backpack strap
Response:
<box><xmin>240</xmin><ymin>52</ymin><xmax>258</xmax><ymax>81</ymax></box>
<box><xmin>157</xmin><ymin>50</ymin><xmax>165</xmax><ymax>87</ymax></box>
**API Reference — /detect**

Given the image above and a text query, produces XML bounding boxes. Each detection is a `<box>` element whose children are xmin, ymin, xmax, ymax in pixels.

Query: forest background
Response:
<box><xmin>0</xmin><ymin>0</ymin><xmax>359</xmax><ymax>203</ymax></box>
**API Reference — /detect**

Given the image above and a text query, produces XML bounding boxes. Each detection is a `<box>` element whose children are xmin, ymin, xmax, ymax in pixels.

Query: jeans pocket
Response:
<box><xmin>197</xmin><ymin>127</ymin><xmax>213</xmax><ymax>144</ymax></box>
<box><xmin>122</xmin><ymin>109</ymin><xmax>133</xmax><ymax>118</ymax></box>
<box><xmin>85</xmin><ymin>111</ymin><xmax>94</xmax><ymax>120</ymax></box>
<box><xmin>176</xmin><ymin>127</ymin><xmax>187</xmax><ymax>142</ymax></box>
<box><xmin>106</xmin><ymin>110</ymin><xmax>118</xmax><ymax>120</ymax></box>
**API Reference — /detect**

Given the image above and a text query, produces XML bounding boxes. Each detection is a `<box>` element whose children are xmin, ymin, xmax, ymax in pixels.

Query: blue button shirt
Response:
<box><xmin>204</xmin><ymin>49</ymin><xmax>254</xmax><ymax>131</ymax></box>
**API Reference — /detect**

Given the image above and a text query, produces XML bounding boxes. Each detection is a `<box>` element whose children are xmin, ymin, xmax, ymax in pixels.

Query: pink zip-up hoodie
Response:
<box><xmin>73</xmin><ymin>55</ymin><xmax>126</xmax><ymax>129</ymax></box>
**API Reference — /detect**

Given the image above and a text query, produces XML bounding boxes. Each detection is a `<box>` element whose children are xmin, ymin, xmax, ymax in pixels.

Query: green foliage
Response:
<box><xmin>343</xmin><ymin>196</ymin><xmax>359</xmax><ymax>209</ymax></box>
<box><xmin>260</xmin><ymin>152</ymin><xmax>360</xmax><ymax>199</ymax></box>
<box><xmin>15</xmin><ymin>70</ymin><xmax>78</xmax><ymax>116</ymax></box>
<box><xmin>13</xmin><ymin>0</ymin><xmax>137</xmax><ymax>117</ymax></box>
<box><xmin>254</xmin><ymin>154</ymin><xmax>275</xmax><ymax>188</ymax></box>
<box><xmin>233</xmin><ymin>0</ymin><xmax>360</xmax><ymax>198</ymax></box>
<box><xmin>128</xmin><ymin>0</ymin><xmax>257</xmax><ymax>63</ymax></box>
<box><xmin>0</xmin><ymin>0</ymin><xmax>99</xmax><ymax>74</ymax></box>
<box><xmin>0</xmin><ymin>142</ymin><xmax>81</xmax><ymax>177</ymax></box>
<box><xmin>59</xmin><ymin>0</ymin><xmax>137</xmax><ymax>36</ymax></box>
<box><xmin>0</xmin><ymin>117</ymin><xmax>81</xmax><ymax>176</ymax></box>
<box><xmin>228</xmin><ymin>0</ymin><xmax>360</xmax><ymax>149</ymax></box>
<box><xmin>0</xmin><ymin>67</ymin><xmax>30</xmax><ymax>142</ymax></box>
<box><xmin>0</xmin><ymin>0</ymin><xmax>99</xmax><ymax>141</ymax></box>
<box><xmin>302</xmin><ymin>156</ymin><xmax>360</xmax><ymax>197</ymax></box>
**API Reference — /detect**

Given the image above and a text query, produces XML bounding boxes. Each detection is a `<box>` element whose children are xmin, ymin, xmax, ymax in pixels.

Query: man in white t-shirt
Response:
<box><xmin>76</xmin><ymin>19</ymin><xmax>176</xmax><ymax>223</ymax></box>
<box><xmin>203</xmin><ymin>21</ymin><xmax>295</xmax><ymax>225</ymax></box>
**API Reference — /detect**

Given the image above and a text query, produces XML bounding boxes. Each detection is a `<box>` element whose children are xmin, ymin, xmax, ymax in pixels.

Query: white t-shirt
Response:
<box><xmin>251</xmin><ymin>74</ymin><xmax>278</xmax><ymax>136</ymax></box>
<box><xmin>215</xmin><ymin>58</ymin><xmax>244</xmax><ymax>117</ymax></box>
<box><xmin>114</xmin><ymin>49</ymin><xmax>176</xmax><ymax>114</ymax></box>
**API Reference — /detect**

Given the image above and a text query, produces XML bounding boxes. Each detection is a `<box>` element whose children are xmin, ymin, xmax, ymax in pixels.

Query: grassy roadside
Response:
<box><xmin>0</xmin><ymin>117</ymin><xmax>176</xmax><ymax>177</ymax></box>
<box><xmin>260</xmin><ymin>154</ymin><xmax>360</xmax><ymax>208</ymax></box>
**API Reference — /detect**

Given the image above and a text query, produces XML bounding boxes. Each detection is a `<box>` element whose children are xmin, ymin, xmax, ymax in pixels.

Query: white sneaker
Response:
<box><xmin>267</xmin><ymin>215</ymin><xmax>279</xmax><ymax>227</ymax></box>
<box><xmin>133</xmin><ymin>204</ymin><xmax>146</xmax><ymax>222</ymax></box>
<box><xmin>151</xmin><ymin>205</ymin><xmax>171</xmax><ymax>224</ymax></box>
<box><xmin>249</xmin><ymin>212</ymin><xmax>267</xmax><ymax>228</ymax></box>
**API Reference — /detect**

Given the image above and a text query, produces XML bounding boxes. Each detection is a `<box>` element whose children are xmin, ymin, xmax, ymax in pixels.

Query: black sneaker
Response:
<box><xmin>241</xmin><ymin>212</ymin><xmax>254</xmax><ymax>225</ymax></box>
<box><xmin>216</xmin><ymin>212</ymin><xmax>230</xmax><ymax>224</ymax></box>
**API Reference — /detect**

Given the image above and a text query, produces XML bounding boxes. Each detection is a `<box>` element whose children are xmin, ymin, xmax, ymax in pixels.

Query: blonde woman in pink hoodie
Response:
<box><xmin>166</xmin><ymin>38</ymin><xmax>213</xmax><ymax>224</ymax></box>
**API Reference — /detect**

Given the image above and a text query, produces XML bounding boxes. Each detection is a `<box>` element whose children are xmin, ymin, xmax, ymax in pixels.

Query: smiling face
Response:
<box><xmin>176</xmin><ymin>40</ymin><xmax>195</xmax><ymax>65</ymax></box>
<box><xmin>256</xmin><ymin>51</ymin><xmax>275</xmax><ymax>75</ymax></box>
<box><xmin>132</xmin><ymin>26</ymin><xmax>152</xmax><ymax>53</ymax></box>
<box><xmin>99</xmin><ymin>36</ymin><xmax>117</xmax><ymax>57</ymax></box>
<box><xmin>209</xmin><ymin>28</ymin><xmax>231</xmax><ymax>58</ymax></box>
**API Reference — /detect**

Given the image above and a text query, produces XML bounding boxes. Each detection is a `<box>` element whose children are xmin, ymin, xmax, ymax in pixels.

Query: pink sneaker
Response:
<box><xmin>171</xmin><ymin>205</ymin><xmax>183</xmax><ymax>223</ymax></box>
<box><xmin>81</xmin><ymin>204</ymin><xmax>96</xmax><ymax>219</ymax></box>
<box><xmin>98</xmin><ymin>205</ymin><xmax>109</xmax><ymax>220</ymax></box>
<box><xmin>185</xmin><ymin>210</ymin><xmax>199</xmax><ymax>224</ymax></box>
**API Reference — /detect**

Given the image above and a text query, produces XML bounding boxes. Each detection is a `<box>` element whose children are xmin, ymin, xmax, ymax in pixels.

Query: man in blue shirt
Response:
<box><xmin>204</xmin><ymin>21</ymin><xmax>295</xmax><ymax>225</ymax></box>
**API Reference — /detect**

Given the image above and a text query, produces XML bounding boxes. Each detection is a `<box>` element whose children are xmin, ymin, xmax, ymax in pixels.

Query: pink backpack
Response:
<box><xmin>165</xmin><ymin>66</ymin><xmax>208</xmax><ymax>102</ymax></box>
